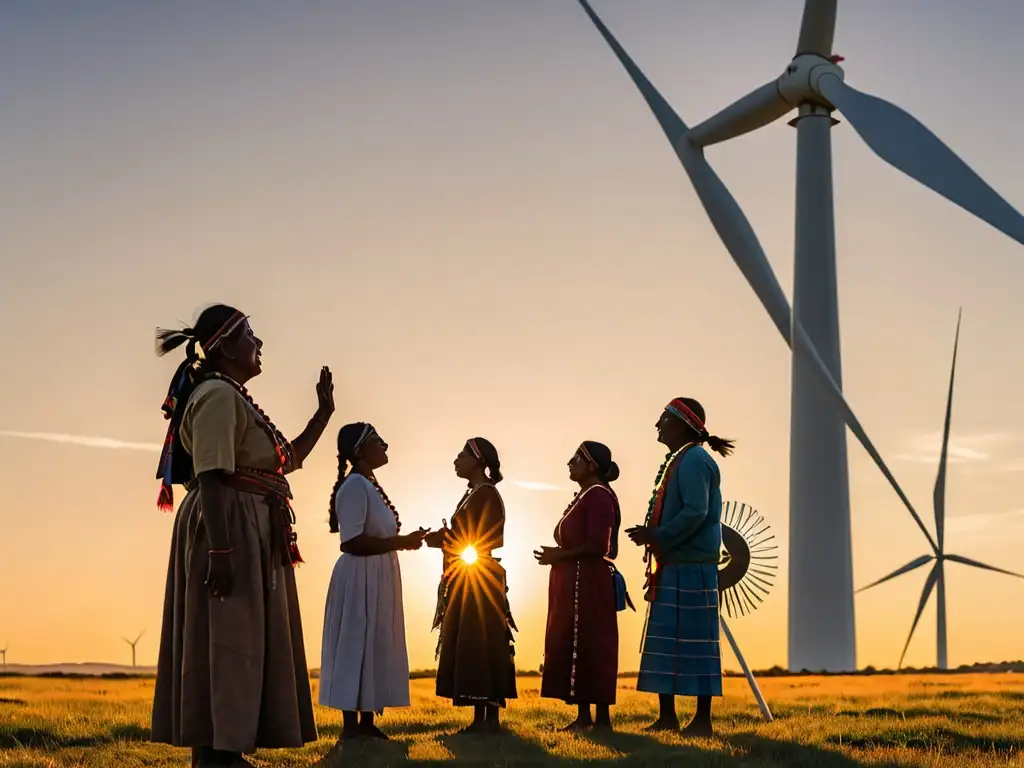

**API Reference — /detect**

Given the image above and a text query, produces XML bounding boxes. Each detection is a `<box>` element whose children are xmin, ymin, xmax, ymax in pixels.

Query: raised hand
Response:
<box><xmin>315</xmin><ymin>366</ymin><xmax>334</xmax><ymax>420</ymax></box>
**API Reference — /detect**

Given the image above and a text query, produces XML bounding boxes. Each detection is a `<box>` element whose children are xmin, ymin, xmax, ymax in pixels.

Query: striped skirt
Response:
<box><xmin>636</xmin><ymin>562</ymin><xmax>722</xmax><ymax>697</ymax></box>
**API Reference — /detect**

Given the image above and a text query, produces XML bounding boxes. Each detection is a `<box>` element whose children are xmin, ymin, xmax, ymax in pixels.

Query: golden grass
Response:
<box><xmin>1</xmin><ymin>673</ymin><xmax>1023</xmax><ymax>766</ymax></box>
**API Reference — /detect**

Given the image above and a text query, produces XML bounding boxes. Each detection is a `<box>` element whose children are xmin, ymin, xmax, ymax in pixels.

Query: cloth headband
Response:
<box><xmin>468</xmin><ymin>438</ymin><xmax>482</xmax><ymax>460</ymax></box>
<box><xmin>666</xmin><ymin>399</ymin><xmax>706</xmax><ymax>435</ymax></box>
<box><xmin>353</xmin><ymin>424</ymin><xmax>376</xmax><ymax>453</ymax></box>
<box><xmin>578</xmin><ymin>442</ymin><xmax>595</xmax><ymax>464</ymax></box>
<box><xmin>201</xmin><ymin>310</ymin><xmax>247</xmax><ymax>356</ymax></box>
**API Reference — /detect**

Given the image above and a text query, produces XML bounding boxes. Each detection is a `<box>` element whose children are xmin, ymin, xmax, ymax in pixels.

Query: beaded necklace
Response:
<box><xmin>205</xmin><ymin>372</ymin><xmax>295</xmax><ymax>471</ymax></box>
<box><xmin>364</xmin><ymin>473</ymin><xmax>402</xmax><ymax>533</ymax></box>
<box><xmin>642</xmin><ymin>442</ymin><xmax>696</xmax><ymax>591</ymax></box>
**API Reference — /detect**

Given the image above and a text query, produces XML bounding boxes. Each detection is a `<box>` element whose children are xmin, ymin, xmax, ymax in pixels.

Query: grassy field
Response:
<box><xmin>1</xmin><ymin>673</ymin><xmax>1023</xmax><ymax>767</ymax></box>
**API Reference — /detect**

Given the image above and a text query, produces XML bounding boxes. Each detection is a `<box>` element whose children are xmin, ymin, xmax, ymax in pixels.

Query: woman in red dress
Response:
<box><xmin>535</xmin><ymin>441</ymin><xmax>623</xmax><ymax>731</ymax></box>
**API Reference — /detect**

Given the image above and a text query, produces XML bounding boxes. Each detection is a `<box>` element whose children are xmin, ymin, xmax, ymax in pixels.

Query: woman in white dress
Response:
<box><xmin>319</xmin><ymin>422</ymin><xmax>429</xmax><ymax>741</ymax></box>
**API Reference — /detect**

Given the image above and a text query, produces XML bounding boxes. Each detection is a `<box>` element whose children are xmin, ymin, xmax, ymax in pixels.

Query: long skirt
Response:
<box><xmin>540</xmin><ymin>559</ymin><xmax>618</xmax><ymax>705</ymax></box>
<box><xmin>435</xmin><ymin>557</ymin><xmax>517</xmax><ymax>707</ymax></box>
<box><xmin>636</xmin><ymin>562</ymin><xmax>722</xmax><ymax>698</ymax></box>
<box><xmin>319</xmin><ymin>552</ymin><xmax>411</xmax><ymax>712</ymax></box>
<box><xmin>151</xmin><ymin>486</ymin><xmax>317</xmax><ymax>753</ymax></box>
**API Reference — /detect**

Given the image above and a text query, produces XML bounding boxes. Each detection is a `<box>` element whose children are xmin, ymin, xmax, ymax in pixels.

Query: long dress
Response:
<box><xmin>433</xmin><ymin>483</ymin><xmax>518</xmax><ymax>707</ymax></box>
<box><xmin>319</xmin><ymin>474</ymin><xmax>411</xmax><ymax>712</ymax></box>
<box><xmin>636</xmin><ymin>443</ymin><xmax>724</xmax><ymax>698</ymax></box>
<box><xmin>540</xmin><ymin>484</ymin><xmax>620</xmax><ymax>705</ymax></box>
<box><xmin>151</xmin><ymin>378</ymin><xmax>317</xmax><ymax>754</ymax></box>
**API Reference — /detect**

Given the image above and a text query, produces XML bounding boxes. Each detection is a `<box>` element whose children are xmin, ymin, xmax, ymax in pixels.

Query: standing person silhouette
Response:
<box><xmin>627</xmin><ymin>398</ymin><xmax>733</xmax><ymax>737</ymax></box>
<box><xmin>150</xmin><ymin>304</ymin><xmax>334</xmax><ymax>768</ymax></box>
<box><xmin>426</xmin><ymin>438</ymin><xmax>518</xmax><ymax>733</ymax></box>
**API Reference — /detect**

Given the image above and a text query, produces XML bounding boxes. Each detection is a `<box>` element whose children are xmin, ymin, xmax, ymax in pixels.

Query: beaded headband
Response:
<box><xmin>467</xmin><ymin>438</ymin><xmax>482</xmax><ymax>460</ymax></box>
<box><xmin>666</xmin><ymin>398</ymin><xmax>706</xmax><ymax>435</ymax></box>
<box><xmin>578</xmin><ymin>442</ymin><xmax>596</xmax><ymax>464</ymax></box>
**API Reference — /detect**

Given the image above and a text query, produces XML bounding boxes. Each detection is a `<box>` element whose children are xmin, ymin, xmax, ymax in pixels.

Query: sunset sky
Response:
<box><xmin>2</xmin><ymin>0</ymin><xmax>1023</xmax><ymax>675</ymax></box>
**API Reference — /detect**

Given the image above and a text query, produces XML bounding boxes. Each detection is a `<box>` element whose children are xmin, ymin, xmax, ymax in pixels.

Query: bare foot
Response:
<box><xmin>645</xmin><ymin>718</ymin><xmax>680</xmax><ymax>732</ymax></box>
<box><xmin>560</xmin><ymin>719</ymin><xmax>593</xmax><ymax>732</ymax></box>
<box><xmin>361</xmin><ymin>723</ymin><xmax>391</xmax><ymax>740</ymax></box>
<box><xmin>681</xmin><ymin>718</ymin><xmax>714</xmax><ymax>738</ymax></box>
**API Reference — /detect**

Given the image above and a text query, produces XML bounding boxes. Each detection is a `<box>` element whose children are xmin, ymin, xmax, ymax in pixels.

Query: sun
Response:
<box><xmin>460</xmin><ymin>545</ymin><xmax>478</xmax><ymax>565</ymax></box>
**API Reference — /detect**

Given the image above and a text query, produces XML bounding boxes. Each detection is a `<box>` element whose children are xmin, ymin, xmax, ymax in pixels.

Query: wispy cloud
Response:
<box><xmin>509</xmin><ymin>480</ymin><xmax>565</xmax><ymax>492</ymax></box>
<box><xmin>894</xmin><ymin>431</ymin><xmax>1016</xmax><ymax>465</ymax></box>
<box><xmin>0</xmin><ymin>430</ymin><xmax>161</xmax><ymax>453</ymax></box>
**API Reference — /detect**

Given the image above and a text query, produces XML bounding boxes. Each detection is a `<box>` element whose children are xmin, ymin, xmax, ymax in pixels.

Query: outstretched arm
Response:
<box><xmin>343</xmin><ymin>529</ymin><xmax>429</xmax><ymax>556</ymax></box>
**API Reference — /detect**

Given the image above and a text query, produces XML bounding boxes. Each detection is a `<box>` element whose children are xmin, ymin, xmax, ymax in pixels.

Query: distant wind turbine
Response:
<box><xmin>858</xmin><ymin>311</ymin><xmax>1024</xmax><ymax>669</ymax></box>
<box><xmin>123</xmin><ymin>631</ymin><xmax>144</xmax><ymax>668</ymax></box>
<box><xmin>0</xmin><ymin>642</ymin><xmax>7</xmax><ymax>668</ymax></box>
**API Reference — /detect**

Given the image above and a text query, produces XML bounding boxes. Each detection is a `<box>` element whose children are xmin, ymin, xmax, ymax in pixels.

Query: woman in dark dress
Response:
<box><xmin>536</xmin><ymin>441</ymin><xmax>623</xmax><ymax>731</ymax></box>
<box><xmin>426</xmin><ymin>438</ymin><xmax>518</xmax><ymax>733</ymax></box>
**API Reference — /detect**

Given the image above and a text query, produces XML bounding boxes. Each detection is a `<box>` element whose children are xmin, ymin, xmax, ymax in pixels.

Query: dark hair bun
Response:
<box><xmin>604</xmin><ymin>460</ymin><xmax>620</xmax><ymax>484</ymax></box>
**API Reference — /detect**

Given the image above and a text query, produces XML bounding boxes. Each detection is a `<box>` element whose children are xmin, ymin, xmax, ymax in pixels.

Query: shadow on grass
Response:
<box><xmin>440</xmin><ymin>729</ymin><xmax>555</xmax><ymax>763</ymax></box>
<box><xmin>727</xmin><ymin>734</ymin><xmax>904</xmax><ymax>768</ymax></box>
<box><xmin>314</xmin><ymin>735</ymin><xmax>411</xmax><ymax>766</ymax></box>
<box><xmin>824</xmin><ymin>728</ymin><xmax>1024</xmax><ymax>755</ymax></box>
<box><xmin>0</xmin><ymin>723</ymin><xmax>150</xmax><ymax>750</ymax></box>
<box><xmin>835</xmin><ymin>706</ymin><xmax>1004</xmax><ymax>723</ymax></box>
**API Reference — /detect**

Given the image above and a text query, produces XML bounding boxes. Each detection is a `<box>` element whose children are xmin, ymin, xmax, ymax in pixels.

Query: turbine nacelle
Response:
<box><xmin>779</xmin><ymin>54</ymin><xmax>845</xmax><ymax>110</ymax></box>
<box><xmin>686</xmin><ymin>54</ymin><xmax>844</xmax><ymax>148</ymax></box>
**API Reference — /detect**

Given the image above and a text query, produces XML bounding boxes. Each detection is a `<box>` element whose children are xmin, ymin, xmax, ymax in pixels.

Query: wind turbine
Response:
<box><xmin>575</xmin><ymin>0</ymin><xmax>1024</xmax><ymax>672</ymax></box>
<box><xmin>858</xmin><ymin>311</ymin><xmax>1024</xmax><ymax>670</ymax></box>
<box><xmin>0</xmin><ymin>642</ymin><xmax>6</xmax><ymax>668</ymax></box>
<box><xmin>123</xmin><ymin>631</ymin><xmax>144</xmax><ymax>668</ymax></box>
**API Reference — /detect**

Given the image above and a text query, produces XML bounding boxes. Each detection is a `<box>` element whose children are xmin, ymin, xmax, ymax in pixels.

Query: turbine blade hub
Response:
<box><xmin>778</xmin><ymin>54</ymin><xmax>845</xmax><ymax>109</ymax></box>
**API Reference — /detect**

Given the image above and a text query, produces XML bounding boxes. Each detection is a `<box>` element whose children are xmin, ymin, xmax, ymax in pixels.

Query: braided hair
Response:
<box><xmin>329</xmin><ymin>422</ymin><xmax>401</xmax><ymax>534</ymax></box>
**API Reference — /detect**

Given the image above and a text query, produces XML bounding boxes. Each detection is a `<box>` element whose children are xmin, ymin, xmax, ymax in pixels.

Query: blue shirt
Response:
<box><xmin>650</xmin><ymin>445</ymin><xmax>722</xmax><ymax>565</ymax></box>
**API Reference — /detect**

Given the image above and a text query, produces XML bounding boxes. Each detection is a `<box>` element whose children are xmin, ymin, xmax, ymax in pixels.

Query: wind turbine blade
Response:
<box><xmin>933</xmin><ymin>309</ymin><xmax>961</xmax><ymax>550</ymax></box>
<box><xmin>792</xmin><ymin>323</ymin><xmax>940</xmax><ymax>553</ymax></box>
<box><xmin>899</xmin><ymin>563</ymin><xmax>940</xmax><ymax>669</ymax></box>
<box><xmin>796</xmin><ymin>0</ymin><xmax>838</xmax><ymax>56</ymax></box>
<box><xmin>946</xmin><ymin>554</ymin><xmax>1024</xmax><ymax>580</ymax></box>
<box><xmin>576</xmin><ymin>0</ymin><xmax>938</xmax><ymax>554</ymax></box>
<box><xmin>856</xmin><ymin>554</ymin><xmax>934</xmax><ymax>593</ymax></box>
<box><xmin>817</xmin><ymin>76</ymin><xmax>1024</xmax><ymax>247</ymax></box>
<box><xmin>576</xmin><ymin>0</ymin><xmax>687</xmax><ymax>145</ymax></box>
<box><xmin>687</xmin><ymin>81</ymin><xmax>792</xmax><ymax>147</ymax></box>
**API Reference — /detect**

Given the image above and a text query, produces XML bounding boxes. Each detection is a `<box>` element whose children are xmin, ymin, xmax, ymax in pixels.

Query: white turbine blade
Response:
<box><xmin>687</xmin><ymin>81</ymin><xmax>792</xmax><ymax>147</ymax></box>
<box><xmin>898</xmin><ymin>563</ymin><xmax>940</xmax><ymax>669</ymax></box>
<box><xmin>795</xmin><ymin>0</ymin><xmax>838</xmax><ymax>56</ymax></box>
<box><xmin>817</xmin><ymin>75</ymin><xmax>1024</xmax><ymax>247</ymax></box>
<box><xmin>856</xmin><ymin>554</ymin><xmax>934</xmax><ymax>593</ymax></box>
<box><xmin>933</xmin><ymin>309</ymin><xmax>961</xmax><ymax>550</ymax></box>
<box><xmin>946</xmin><ymin>554</ymin><xmax>1024</xmax><ymax>580</ymax></box>
<box><xmin>792</xmin><ymin>322</ymin><xmax>940</xmax><ymax>554</ymax></box>
<box><xmin>576</xmin><ymin>0</ymin><xmax>688</xmax><ymax>146</ymax></box>
<box><xmin>576</xmin><ymin>0</ymin><xmax>938</xmax><ymax>555</ymax></box>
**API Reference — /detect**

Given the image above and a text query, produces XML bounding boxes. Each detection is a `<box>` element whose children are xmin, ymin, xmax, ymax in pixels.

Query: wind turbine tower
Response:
<box><xmin>575</xmin><ymin>0</ymin><xmax>1024</xmax><ymax>672</ymax></box>
<box><xmin>858</xmin><ymin>311</ymin><xmax>1024</xmax><ymax>669</ymax></box>
<box><xmin>123</xmin><ymin>631</ymin><xmax>144</xmax><ymax>668</ymax></box>
<box><xmin>0</xmin><ymin>643</ymin><xmax>6</xmax><ymax>668</ymax></box>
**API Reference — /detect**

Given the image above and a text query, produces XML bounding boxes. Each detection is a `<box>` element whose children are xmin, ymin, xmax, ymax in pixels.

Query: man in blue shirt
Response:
<box><xmin>627</xmin><ymin>397</ymin><xmax>734</xmax><ymax>737</ymax></box>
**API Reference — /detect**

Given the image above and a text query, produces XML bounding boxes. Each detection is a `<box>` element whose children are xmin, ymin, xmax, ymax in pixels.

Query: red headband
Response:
<box><xmin>666</xmin><ymin>399</ymin><xmax>706</xmax><ymax>435</ymax></box>
<box><xmin>468</xmin><ymin>438</ymin><xmax>482</xmax><ymax>459</ymax></box>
